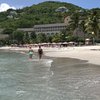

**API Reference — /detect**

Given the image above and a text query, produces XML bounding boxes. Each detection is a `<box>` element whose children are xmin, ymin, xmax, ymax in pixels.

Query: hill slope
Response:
<box><xmin>0</xmin><ymin>1</ymin><xmax>99</xmax><ymax>29</ymax></box>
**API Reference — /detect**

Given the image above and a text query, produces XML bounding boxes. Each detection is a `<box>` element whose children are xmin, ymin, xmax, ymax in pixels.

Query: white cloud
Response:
<box><xmin>0</xmin><ymin>3</ymin><xmax>16</xmax><ymax>12</ymax></box>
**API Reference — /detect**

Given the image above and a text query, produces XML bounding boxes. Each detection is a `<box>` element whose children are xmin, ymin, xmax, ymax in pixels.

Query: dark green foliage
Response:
<box><xmin>30</xmin><ymin>32</ymin><xmax>37</xmax><ymax>43</ymax></box>
<box><xmin>2</xmin><ymin>28</ymin><xmax>14</xmax><ymax>34</ymax></box>
<box><xmin>23</xmin><ymin>33</ymin><xmax>30</xmax><ymax>44</ymax></box>
<box><xmin>37</xmin><ymin>33</ymin><xmax>47</xmax><ymax>43</ymax></box>
<box><xmin>0</xmin><ymin>1</ymin><xmax>82</xmax><ymax>28</ymax></box>
<box><xmin>0</xmin><ymin>1</ymin><xmax>100</xmax><ymax>45</ymax></box>
<box><xmin>11</xmin><ymin>30</ymin><xmax>25</xmax><ymax>44</ymax></box>
<box><xmin>52</xmin><ymin>33</ymin><xmax>61</xmax><ymax>42</ymax></box>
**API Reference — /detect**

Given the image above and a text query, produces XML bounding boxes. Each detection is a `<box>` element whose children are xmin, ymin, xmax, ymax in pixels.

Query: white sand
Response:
<box><xmin>0</xmin><ymin>45</ymin><xmax>100</xmax><ymax>65</ymax></box>
<box><xmin>44</xmin><ymin>46</ymin><xmax>100</xmax><ymax>65</ymax></box>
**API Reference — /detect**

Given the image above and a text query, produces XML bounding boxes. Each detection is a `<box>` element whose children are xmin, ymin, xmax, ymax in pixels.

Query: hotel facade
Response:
<box><xmin>18</xmin><ymin>16</ymin><xmax>70</xmax><ymax>35</ymax></box>
<box><xmin>34</xmin><ymin>23</ymin><xmax>67</xmax><ymax>35</ymax></box>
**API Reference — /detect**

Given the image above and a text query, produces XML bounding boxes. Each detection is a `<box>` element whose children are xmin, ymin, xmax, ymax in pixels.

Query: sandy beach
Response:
<box><xmin>0</xmin><ymin>45</ymin><xmax>100</xmax><ymax>65</ymax></box>
<box><xmin>44</xmin><ymin>46</ymin><xmax>100</xmax><ymax>65</ymax></box>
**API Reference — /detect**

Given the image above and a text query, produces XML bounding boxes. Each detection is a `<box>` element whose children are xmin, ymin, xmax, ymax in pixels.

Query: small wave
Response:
<box><xmin>23</xmin><ymin>58</ymin><xmax>53</xmax><ymax>66</ymax></box>
<box><xmin>42</xmin><ymin>71</ymin><xmax>54</xmax><ymax>79</ymax></box>
<box><xmin>16</xmin><ymin>90</ymin><xmax>26</xmax><ymax>95</ymax></box>
<box><xmin>43</xmin><ymin>59</ymin><xmax>53</xmax><ymax>67</ymax></box>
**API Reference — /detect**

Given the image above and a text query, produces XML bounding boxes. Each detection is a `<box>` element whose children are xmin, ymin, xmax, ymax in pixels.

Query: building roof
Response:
<box><xmin>34</xmin><ymin>23</ymin><xmax>67</xmax><ymax>28</ymax></box>
<box><xmin>17</xmin><ymin>28</ymin><xmax>34</xmax><ymax>32</ymax></box>
<box><xmin>17</xmin><ymin>23</ymin><xmax>67</xmax><ymax>34</ymax></box>
<box><xmin>0</xmin><ymin>34</ymin><xmax>9</xmax><ymax>39</ymax></box>
<box><xmin>0</xmin><ymin>29</ymin><xmax>4</xmax><ymax>33</ymax></box>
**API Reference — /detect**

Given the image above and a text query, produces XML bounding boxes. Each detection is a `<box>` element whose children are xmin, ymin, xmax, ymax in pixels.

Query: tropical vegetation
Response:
<box><xmin>0</xmin><ymin>1</ymin><xmax>100</xmax><ymax>45</ymax></box>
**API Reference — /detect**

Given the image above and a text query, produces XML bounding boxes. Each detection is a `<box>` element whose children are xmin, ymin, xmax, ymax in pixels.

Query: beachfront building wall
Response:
<box><xmin>17</xmin><ymin>28</ymin><xmax>35</xmax><ymax>38</ymax></box>
<box><xmin>17</xmin><ymin>23</ymin><xmax>67</xmax><ymax>35</ymax></box>
<box><xmin>34</xmin><ymin>23</ymin><xmax>67</xmax><ymax>35</ymax></box>
<box><xmin>17</xmin><ymin>16</ymin><xmax>70</xmax><ymax>35</ymax></box>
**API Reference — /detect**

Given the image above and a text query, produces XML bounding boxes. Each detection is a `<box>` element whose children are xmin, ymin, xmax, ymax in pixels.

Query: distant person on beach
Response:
<box><xmin>38</xmin><ymin>45</ymin><xmax>43</xmax><ymax>59</ymax></box>
<box><xmin>28</xmin><ymin>46</ymin><xmax>34</xmax><ymax>59</ymax></box>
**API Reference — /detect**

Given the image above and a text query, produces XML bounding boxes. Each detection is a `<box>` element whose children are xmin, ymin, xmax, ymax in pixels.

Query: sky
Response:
<box><xmin>0</xmin><ymin>0</ymin><xmax>100</xmax><ymax>12</ymax></box>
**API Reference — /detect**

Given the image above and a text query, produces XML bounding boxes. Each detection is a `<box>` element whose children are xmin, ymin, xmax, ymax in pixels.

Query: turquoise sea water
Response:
<box><xmin>0</xmin><ymin>50</ymin><xmax>100</xmax><ymax>100</ymax></box>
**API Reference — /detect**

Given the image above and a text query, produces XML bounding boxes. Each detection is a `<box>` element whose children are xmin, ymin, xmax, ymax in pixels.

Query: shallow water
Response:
<box><xmin>0</xmin><ymin>50</ymin><xmax>100</xmax><ymax>100</ymax></box>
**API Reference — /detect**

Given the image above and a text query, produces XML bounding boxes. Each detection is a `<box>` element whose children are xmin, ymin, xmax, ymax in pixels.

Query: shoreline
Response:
<box><xmin>0</xmin><ymin>45</ymin><xmax>100</xmax><ymax>65</ymax></box>
<box><xmin>44</xmin><ymin>46</ymin><xmax>100</xmax><ymax>65</ymax></box>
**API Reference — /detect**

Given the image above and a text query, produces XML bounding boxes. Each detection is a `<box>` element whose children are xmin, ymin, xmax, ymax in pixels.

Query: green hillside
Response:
<box><xmin>0</xmin><ymin>1</ymin><xmax>100</xmax><ymax>45</ymax></box>
<box><xmin>0</xmin><ymin>1</ymin><xmax>83</xmax><ymax>29</ymax></box>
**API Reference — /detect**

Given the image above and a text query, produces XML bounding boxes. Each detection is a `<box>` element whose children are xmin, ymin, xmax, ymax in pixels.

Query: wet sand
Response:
<box><xmin>49</xmin><ymin>57</ymin><xmax>100</xmax><ymax>99</ymax></box>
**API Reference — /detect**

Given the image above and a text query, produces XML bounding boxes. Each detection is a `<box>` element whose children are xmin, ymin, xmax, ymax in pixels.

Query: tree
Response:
<box><xmin>37</xmin><ymin>33</ymin><xmax>47</xmax><ymax>43</ymax></box>
<box><xmin>85</xmin><ymin>11</ymin><xmax>100</xmax><ymax>40</ymax></box>
<box><xmin>2</xmin><ymin>28</ymin><xmax>15</xmax><ymax>35</ymax></box>
<box><xmin>52</xmin><ymin>33</ymin><xmax>61</xmax><ymax>42</ymax></box>
<box><xmin>23</xmin><ymin>32</ymin><xmax>30</xmax><ymax>44</ymax></box>
<box><xmin>69</xmin><ymin>12</ymin><xmax>80</xmax><ymax>31</ymax></box>
<box><xmin>46</xmin><ymin>35</ymin><xmax>53</xmax><ymax>43</ymax></box>
<box><xmin>12</xmin><ymin>30</ymin><xmax>24</xmax><ymax>44</ymax></box>
<box><xmin>30</xmin><ymin>32</ymin><xmax>37</xmax><ymax>43</ymax></box>
<box><xmin>60</xmin><ymin>29</ymin><xmax>67</xmax><ymax>42</ymax></box>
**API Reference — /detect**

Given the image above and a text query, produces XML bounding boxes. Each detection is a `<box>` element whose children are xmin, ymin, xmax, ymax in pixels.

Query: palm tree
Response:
<box><xmin>85</xmin><ymin>11</ymin><xmax>100</xmax><ymax>40</ymax></box>
<box><xmin>69</xmin><ymin>12</ymin><xmax>79</xmax><ymax>31</ymax></box>
<box><xmin>68</xmin><ymin>11</ymin><xmax>83</xmax><ymax>43</ymax></box>
<box><xmin>92</xmin><ymin>11</ymin><xmax>100</xmax><ymax>39</ymax></box>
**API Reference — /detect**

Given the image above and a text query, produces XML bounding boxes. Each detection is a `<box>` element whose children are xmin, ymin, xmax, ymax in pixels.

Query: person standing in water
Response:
<box><xmin>38</xmin><ymin>45</ymin><xmax>43</xmax><ymax>59</ymax></box>
<box><xmin>28</xmin><ymin>46</ymin><xmax>34</xmax><ymax>59</ymax></box>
